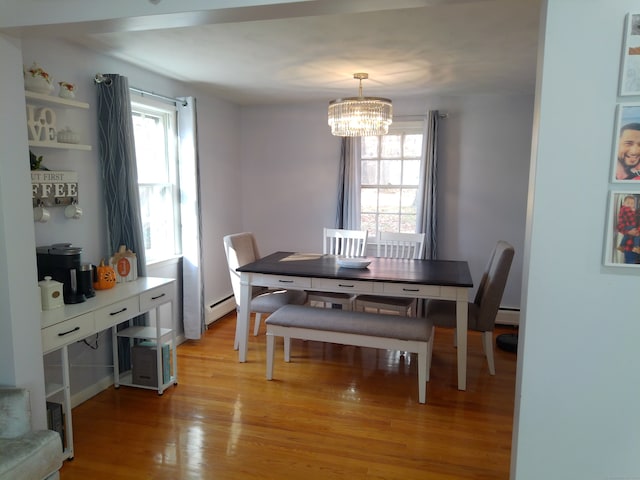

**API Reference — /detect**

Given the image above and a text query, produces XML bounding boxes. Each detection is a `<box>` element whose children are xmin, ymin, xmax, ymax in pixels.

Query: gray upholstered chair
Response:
<box><xmin>223</xmin><ymin>232</ymin><xmax>307</xmax><ymax>348</ymax></box>
<box><xmin>425</xmin><ymin>240</ymin><xmax>514</xmax><ymax>375</ymax></box>
<box><xmin>0</xmin><ymin>388</ymin><xmax>63</xmax><ymax>480</ymax></box>
<box><xmin>307</xmin><ymin>228</ymin><xmax>368</xmax><ymax>310</ymax></box>
<box><xmin>355</xmin><ymin>231</ymin><xmax>426</xmax><ymax>316</ymax></box>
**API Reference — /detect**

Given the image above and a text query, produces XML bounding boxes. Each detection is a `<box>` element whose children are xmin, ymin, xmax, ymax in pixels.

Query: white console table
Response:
<box><xmin>41</xmin><ymin>276</ymin><xmax>177</xmax><ymax>460</ymax></box>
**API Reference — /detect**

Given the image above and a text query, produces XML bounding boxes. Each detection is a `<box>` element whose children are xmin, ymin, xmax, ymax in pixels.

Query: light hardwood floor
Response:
<box><xmin>59</xmin><ymin>312</ymin><xmax>518</xmax><ymax>479</ymax></box>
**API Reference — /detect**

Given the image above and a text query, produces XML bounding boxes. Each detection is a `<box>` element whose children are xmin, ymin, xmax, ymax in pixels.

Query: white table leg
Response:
<box><xmin>237</xmin><ymin>272</ymin><xmax>252</xmax><ymax>362</ymax></box>
<box><xmin>456</xmin><ymin>295</ymin><xmax>468</xmax><ymax>391</ymax></box>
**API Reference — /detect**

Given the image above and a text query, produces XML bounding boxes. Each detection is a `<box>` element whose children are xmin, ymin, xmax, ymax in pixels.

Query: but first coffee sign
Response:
<box><xmin>31</xmin><ymin>170</ymin><xmax>78</xmax><ymax>207</ymax></box>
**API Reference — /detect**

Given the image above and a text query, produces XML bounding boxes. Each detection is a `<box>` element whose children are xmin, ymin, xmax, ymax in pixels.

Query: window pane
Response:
<box><xmin>378</xmin><ymin>188</ymin><xmax>400</xmax><ymax>213</ymax></box>
<box><xmin>361</xmin><ymin>136</ymin><xmax>379</xmax><ymax>158</ymax></box>
<box><xmin>401</xmin><ymin>188</ymin><xmax>418</xmax><ymax>214</ymax></box>
<box><xmin>360</xmin><ymin>214</ymin><xmax>377</xmax><ymax>237</ymax></box>
<box><xmin>139</xmin><ymin>184</ymin><xmax>177</xmax><ymax>262</ymax></box>
<box><xmin>403</xmin><ymin>134</ymin><xmax>423</xmax><ymax>158</ymax></box>
<box><xmin>378</xmin><ymin>214</ymin><xmax>399</xmax><ymax>232</ymax></box>
<box><xmin>381</xmin><ymin>135</ymin><xmax>401</xmax><ymax>158</ymax></box>
<box><xmin>380</xmin><ymin>160</ymin><xmax>401</xmax><ymax>185</ymax></box>
<box><xmin>402</xmin><ymin>160</ymin><xmax>421</xmax><ymax>185</ymax></box>
<box><xmin>400</xmin><ymin>215</ymin><xmax>417</xmax><ymax>233</ymax></box>
<box><xmin>361</xmin><ymin>188</ymin><xmax>378</xmax><ymax>213</ymax></box>
<box><xmin>132</xmin><ymin>113</ymin><xmax>168</xmax><ymax>184</ymax></box>
<box><xmin>361</xmin><ymin>160</ymin><xmax>378</xmax><ymax>185</ymax></box>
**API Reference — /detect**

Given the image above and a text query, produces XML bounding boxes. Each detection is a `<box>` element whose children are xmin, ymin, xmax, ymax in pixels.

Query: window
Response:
<box><xmin>359</xmin><ymin>121</ymin><xmax>425</xmax><ymax>237</ymax></box>
<box><xmin>131</xmin><ymin>98</ymin><xmax>181</xmax><ymax>264</ymax></box>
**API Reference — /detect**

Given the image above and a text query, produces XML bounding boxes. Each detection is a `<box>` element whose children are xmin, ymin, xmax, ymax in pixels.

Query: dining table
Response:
<box><xmin>236</xmin><ymin>251</ymin><xmax>473</xmax><ymax>390</ymax></box>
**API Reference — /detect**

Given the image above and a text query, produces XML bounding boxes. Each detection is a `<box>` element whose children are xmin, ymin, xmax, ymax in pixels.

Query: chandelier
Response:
<box><xmin>328</xmin><ymin>73</ymin><xmax>392</xmax><ymax>137</ymax></box>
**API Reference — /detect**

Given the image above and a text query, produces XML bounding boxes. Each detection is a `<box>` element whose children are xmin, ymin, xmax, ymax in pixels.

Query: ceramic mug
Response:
<box><xmin>64</xmin><ymin>203</ymin><xmax>83</xmax><ymax>219</ymax></box>
<box><xmin>33</xmin><ymin>205</ymin><xmax>50</xmax><ymax>223</ymax></box>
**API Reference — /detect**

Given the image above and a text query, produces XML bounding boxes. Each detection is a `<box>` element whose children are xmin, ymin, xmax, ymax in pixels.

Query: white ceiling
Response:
<box><xmin>7</xmin><ymin>0</ymin><xmax>542</xmax><ymax>105</ymax></box>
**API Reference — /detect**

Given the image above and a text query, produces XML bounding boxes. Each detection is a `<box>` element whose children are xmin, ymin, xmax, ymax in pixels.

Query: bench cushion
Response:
<box><xmin>265</xmin><ymin>305</ymin><xmax>432</xmax><ymax>341</ymax></box>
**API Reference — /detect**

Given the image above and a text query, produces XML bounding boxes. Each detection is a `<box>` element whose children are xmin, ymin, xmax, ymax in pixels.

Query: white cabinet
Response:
<box><xmin>41</xmin><ymin>277</ymin><xmax>177</xmax><ymax>460</ymax></box>
<box><xmin>25</xmin><ymin>90</ymin><xmax>92</xmax><ymax>151</ymax></box>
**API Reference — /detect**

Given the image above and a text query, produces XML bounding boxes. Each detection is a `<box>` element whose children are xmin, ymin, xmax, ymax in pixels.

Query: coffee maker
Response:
<box><xmin>36</xmin><ymin>243</ymin><xmax>88</xmax><ymax>304</ymax></box>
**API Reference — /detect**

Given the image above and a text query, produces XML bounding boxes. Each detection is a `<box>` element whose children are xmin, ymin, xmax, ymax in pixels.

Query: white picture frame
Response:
<box><xmin>604</xmin><ymin>191</ymin><xmax>640</xmax><ymax>267</ymax></box>
<box><xmin>611</xmin><ymin>102</ymin><xmax>640</xmax><ymax>182</ymax></box>
<box><xmin>619</xmin><ymin>13</ymin><xmax>640</xmax><ymax>96</ymax></box>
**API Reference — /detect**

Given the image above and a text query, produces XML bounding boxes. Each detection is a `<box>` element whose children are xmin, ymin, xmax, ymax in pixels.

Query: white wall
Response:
<box><xmin>512</xmin><ymin>1</ymin><xmax>640</xmax><ymax>478</ymax></box>
<box><xmin>0</xmin><ymin>34</ymin><xmax>48</xmax><ymax>428</ymax></box>
<box><xmin>238</xmin><ymin>95</ymin><xmax>532</xmax><ymax>308</ymax></box>
<box><xmin>16</xmin><ymin>36</ymin><xmax>243</xmax><ymax>400</ymax></box>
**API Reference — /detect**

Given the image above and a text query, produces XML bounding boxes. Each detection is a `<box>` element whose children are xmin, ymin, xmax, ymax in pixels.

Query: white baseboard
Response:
<box><xmin>206</xmin><ymin>296</ymin><xmax>236</xmax><ymax>325</ymax></box>
<box><xmin>71</xmin><ymin>374</ymin><xmax>113</xmax><ymax>409</ymax></box>
<box><xmin>496</xmin><ymin>308</ymin><xmax>519</xmax><ymax>326</ymax></box>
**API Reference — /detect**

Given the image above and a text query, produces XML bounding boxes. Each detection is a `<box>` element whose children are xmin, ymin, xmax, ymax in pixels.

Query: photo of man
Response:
<box><xmin>612</xmin><ymin>104</ymin><xmax>640</xmax><ymax>181</ymax></box>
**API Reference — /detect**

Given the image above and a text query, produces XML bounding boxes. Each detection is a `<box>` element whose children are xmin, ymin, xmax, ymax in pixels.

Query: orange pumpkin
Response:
<box><xmin>93</xmin><ymin>259</ymin><xmax>117</xmax><ymax>290</ymax></box>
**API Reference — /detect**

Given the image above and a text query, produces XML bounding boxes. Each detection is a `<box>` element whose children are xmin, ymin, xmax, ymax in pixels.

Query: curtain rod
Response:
<box><xmin>129</xmin><ymin>87</ymin><xmax>188</xmax><ymax>107</ymax></box>
<box><xmin>397</xmin><ymin>113</ymin><xmax>448</xmax><ymax>120</ymax></box>
<box><xmin>94</xmin><ymin>73</ymin><xmax>188</xmax><ymax>107</ymax></box>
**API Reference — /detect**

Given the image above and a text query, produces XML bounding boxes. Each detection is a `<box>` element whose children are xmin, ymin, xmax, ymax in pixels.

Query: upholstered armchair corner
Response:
<box><xmin>0</xmin><ymin>388</ymin><xmax>63</xmax><ymax>480</ymax></box>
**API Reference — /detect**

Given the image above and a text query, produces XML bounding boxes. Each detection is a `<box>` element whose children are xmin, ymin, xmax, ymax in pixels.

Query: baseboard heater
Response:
<box><xmin>495</xmin><ymin>307</ymin><xmax>520</xmax><ymax>326</ymax></box>
<box><xmin>206</xmin><ymin>295</ymin><xmax>236</xmax><ymax>325</ymax></box>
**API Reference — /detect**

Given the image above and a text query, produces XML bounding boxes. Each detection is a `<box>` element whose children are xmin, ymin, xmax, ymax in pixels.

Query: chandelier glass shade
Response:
<box><xmin>328</xmin><ymin>73</ymin><xmax>392</xmax><ymax>137</ymax></box>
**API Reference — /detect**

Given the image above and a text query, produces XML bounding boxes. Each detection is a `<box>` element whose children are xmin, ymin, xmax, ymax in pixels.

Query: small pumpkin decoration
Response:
<box><xmin>93</xmin><ymin>259</ymin><xmax>117</xmax><ymax>290</ymax></box>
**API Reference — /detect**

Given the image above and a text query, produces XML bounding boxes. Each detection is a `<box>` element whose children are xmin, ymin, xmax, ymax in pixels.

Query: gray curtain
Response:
<box><xmin>96</xmin><ymin>74</ymin><xmax>147</xmax><ymax>274</ymax></box>
<box><xmin>416</xmin><ymin>110</ymin><xmax>439</xmax><ymax>260</ymax></box>
<box><xmin>336</xmin><ymin>137</ymin><xmax>360</xmax><ymax>229</ymax></box>
<box><xmin>177</xmin><ymin>97</ymin><xmax>205</xmax><ymax>339</ymax></box>
<box><xmin>96</xmin><ymin>74</ymin><xmax>147</xmax><ymax>370</ymax></box>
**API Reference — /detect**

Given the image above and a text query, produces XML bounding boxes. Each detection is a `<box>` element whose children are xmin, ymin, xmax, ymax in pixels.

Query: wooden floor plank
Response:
<box><xmin>60</xmin><ymin>312</ymin><xmax>517</xmax><ymax>479</ymax></box>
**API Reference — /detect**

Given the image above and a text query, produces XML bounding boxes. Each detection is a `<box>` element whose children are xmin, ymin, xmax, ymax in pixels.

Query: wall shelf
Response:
<box><xmin>25</xmin><ymin>90</ymin><xmax>89</xmax><ymax>109</ymax></box>
<box><xmin>29</xmin><ymin>140</ymin><xmax>92</xmax><ymax>151</ymax></box>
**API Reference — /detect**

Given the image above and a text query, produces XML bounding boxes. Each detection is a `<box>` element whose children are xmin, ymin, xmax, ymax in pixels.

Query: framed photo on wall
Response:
<box><xmin>611</xmin><ymin>103</ymin><xmax>640</xmax><ymax>182</ymax></box>
<box><xmin>604</xmin><ymin>191</ymin><xmax>640</xmax><ymax>267</ymax></box>
<box><xmin>619</xmin><ymin>13</ymin><xmax>640</xmax><ymax>96</ymax></box>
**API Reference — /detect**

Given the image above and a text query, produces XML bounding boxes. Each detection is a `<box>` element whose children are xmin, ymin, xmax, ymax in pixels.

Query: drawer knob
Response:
<box><xmin>278</xmin><ymin>280</ymin><xmax>294</xmax><ymax>283</ymax></box>
<box><xmin>402</xmin><ymin>288</ymin><xmax>420</xmax><ymax>292</ymax></box>
<box><xmin>151</xmin><ymin>293</ymin><xmax>166</xmax><ymax>300</ymax></box>
<box><xmin>109</xmin><ymin>307</ymin><xmax>127</xmax><ymax>316</ymax></box>
<box><xmin>338</xmin><ymin>284</ymin><xmax>354</xmax><ymax>288</ymax></box>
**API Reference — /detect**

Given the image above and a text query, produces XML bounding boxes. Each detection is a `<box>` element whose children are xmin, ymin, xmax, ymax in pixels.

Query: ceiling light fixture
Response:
<box><xmin>328</xmin><ymin>73</ymin><xmax>392</xmax><ymax>137</ymax></box>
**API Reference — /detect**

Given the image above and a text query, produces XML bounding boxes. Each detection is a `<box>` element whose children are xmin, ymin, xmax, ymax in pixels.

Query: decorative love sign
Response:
<box><xmin>31</xmin><ymin>170</ymin><xmax>78</xmax><ymax>207</ymax></box>
<box><xmin>26</xmin><ymin>104</ymin><xmax>57</xmax><ymax>142</ymax></box>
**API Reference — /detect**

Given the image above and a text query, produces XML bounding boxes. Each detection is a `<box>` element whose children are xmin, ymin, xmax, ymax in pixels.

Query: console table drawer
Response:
<box><xmin>140</xmin><ymin>283</ymin><xmax>173</xmax><ymax>311</ymax></box>
<box><xmin>94</xmin><ymin>297</ymin><xmax>140</xmax><ymax>331</ymax></box>
<box><xmin>312</xmin><ymin>278</ymin><xmax>374</xmax><ymax>294</ymax></box>
<box><xmin>253</xmin><ymin>274</ymin><xmax>311</xmax><ymax>289</ymax></box>
<box><xmin>42</xmin><ymin>313</ymin><xmax>94</xmax><ymax>353</ymax></box>
<box><xmin>382</xmin><ymin>283</ymin><xmax>441</xmax><ymax>297</ymax></box>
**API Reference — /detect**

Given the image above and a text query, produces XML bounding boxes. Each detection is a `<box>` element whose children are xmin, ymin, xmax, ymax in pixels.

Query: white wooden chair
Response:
<box><xmin>223</xmin><ymin>232</ymin><xmax>307</xmax><ymax>348</ymax></box>
<box><xmin>355</xmin><ymin>231</ymin><xmax>426</xmax><ymax>316</ymax></box>
<box><xmin>307</xmin><ymin>228</ymin><xmax>368</xmax><ymax>310</ymax></box>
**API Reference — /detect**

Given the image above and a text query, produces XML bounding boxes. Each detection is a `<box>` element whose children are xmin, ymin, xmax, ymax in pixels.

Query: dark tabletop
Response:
<box><xmin>237</xmin><ymin>251</ymin><xmax>473</xmax><ymax>287</ymax></box>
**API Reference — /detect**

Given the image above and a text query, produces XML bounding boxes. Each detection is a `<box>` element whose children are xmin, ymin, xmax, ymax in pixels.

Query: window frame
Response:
<box><xmin>130</xmin><ymin>95</ymin><xmax>182</xmax><ymax>265</ymax></box>
<box><xmin>358</xmin><ymin>120</ymin><xmax>426</xmax><ymax>240</ymax></box>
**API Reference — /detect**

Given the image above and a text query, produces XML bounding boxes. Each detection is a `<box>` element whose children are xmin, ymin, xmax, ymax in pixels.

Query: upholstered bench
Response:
<box><xmin>265</xmin><ymin>305</ymin><xmax>434</xmax><ymax>403</ymax></box>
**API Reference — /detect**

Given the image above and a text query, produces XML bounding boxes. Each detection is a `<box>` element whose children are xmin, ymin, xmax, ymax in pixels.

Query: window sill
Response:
<box><xmin>146</xmin><ymin>255</ymin><xmax>182</xmax><ymax>269</ymax></box>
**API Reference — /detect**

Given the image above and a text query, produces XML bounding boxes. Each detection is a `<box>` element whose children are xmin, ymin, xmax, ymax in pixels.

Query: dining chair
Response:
<box><xmin>223</xmin><ymin>232</ymin><xmax>307</xmax><ymax>348</ymax></box>
<box><xmin>307</xmin><ymin>228</ymin><xmax>368</xmax><ymax>310</ymax></box>
<box><xmin>425</xmin><ymin>240</ymin><xmax>514</xmax><ymax>375</ymax></box>
<box><xmin>354</xmin><ymin>231</ymin><xmax>426</xmax><ymax>316</ymax></box>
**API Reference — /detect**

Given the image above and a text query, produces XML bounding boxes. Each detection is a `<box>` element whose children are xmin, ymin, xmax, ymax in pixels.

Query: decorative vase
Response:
<box><xmin>58</xmin><ymin>82</ymin><xmax>76</xmax><ymax>99</ymax></box>
<box><xmin>24</xmin><ymin>62</ymin><xmax>53</xmax><ymax>94</ymax></box>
